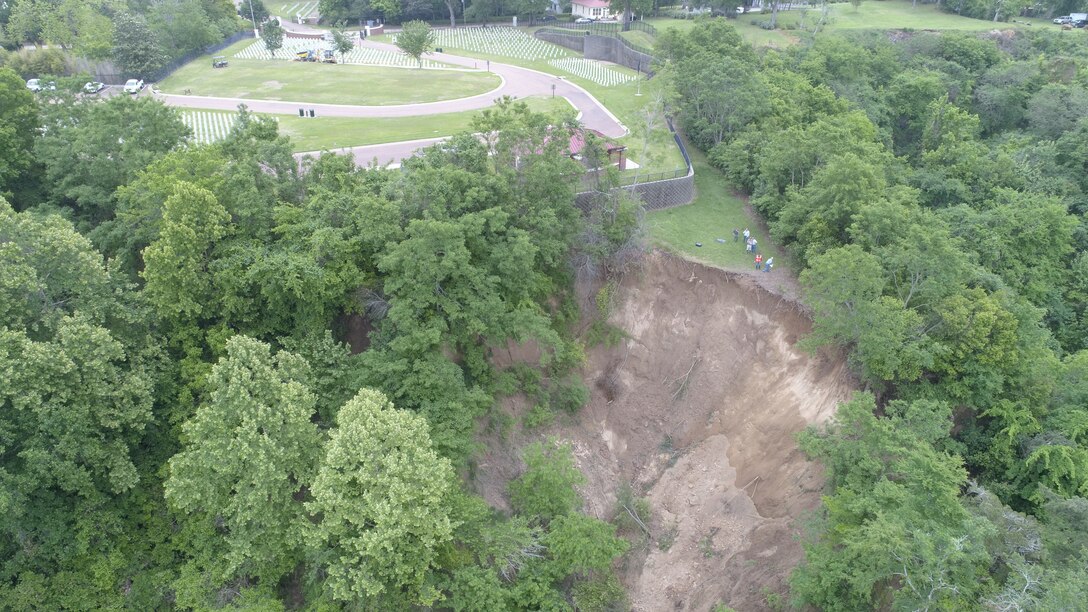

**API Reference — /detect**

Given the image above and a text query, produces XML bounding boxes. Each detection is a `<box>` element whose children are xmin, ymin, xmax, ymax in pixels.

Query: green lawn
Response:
<box><xmin>160</xmin><ymin>57</ymin><xmax>501</xmax><ymax>106</ymax></box>
<box><xmin>645</xmin><ymin>0</ymin><xmax>1036</xmax><ymax>47</ymax></box>
<box><xmin>619</xmin><ymin>29</ymin><xmax>657</xmax><ymax>50</ymax></box>
<box><xmin>646</xmin><ymin>139</ymin><xmax>786</xmax><ymax>273</ymax></box>
<box><xmin>277</xmin><ymin>96</ymin><xmax>571</xmax><ymax>151</ymax></box>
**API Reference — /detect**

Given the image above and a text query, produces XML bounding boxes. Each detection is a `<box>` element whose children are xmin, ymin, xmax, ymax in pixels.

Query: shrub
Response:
<box><xmin>508</xmin><ymin>441</ymin><xmax>586</xmax><ymax>521</ymax></box>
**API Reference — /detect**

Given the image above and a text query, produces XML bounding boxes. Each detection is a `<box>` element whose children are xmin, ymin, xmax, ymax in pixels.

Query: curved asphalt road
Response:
<box><xmin>159</xmin><ymin>23</ymin><xmax>627</xmax><ymax>165</ymax></box>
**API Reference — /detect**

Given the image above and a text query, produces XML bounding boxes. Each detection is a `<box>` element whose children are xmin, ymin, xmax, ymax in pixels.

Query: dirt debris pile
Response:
<box><xmin>476</xmin><ymin>252</ymin><xmax>855</xmax><ymax>611</ymax></box>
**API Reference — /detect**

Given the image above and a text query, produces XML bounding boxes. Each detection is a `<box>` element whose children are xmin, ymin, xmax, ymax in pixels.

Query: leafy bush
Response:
<box><xmin>508</xmin><ymin>441</ymin><xmax>586</xmax><ymax>521</ymax></box>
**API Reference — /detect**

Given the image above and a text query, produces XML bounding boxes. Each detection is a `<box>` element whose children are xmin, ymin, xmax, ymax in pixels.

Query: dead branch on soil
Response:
<box><xmin>723</xmin><ymin>476</ymin><xmax>762</xmax><ymax>511</ymax></box>
<box><xmin>670</xmin><ymin>357</ymin><xmax>701</xmax><ymax>401</ymax></box>
<box><xmin>621</xmin><ymin>503</ymin><xmax>652</xmax><ymax>539</ymax></box>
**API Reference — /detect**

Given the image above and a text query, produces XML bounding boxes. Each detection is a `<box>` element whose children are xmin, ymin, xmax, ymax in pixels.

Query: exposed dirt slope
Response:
<box><xmin>475</xmin><ymin>252</ymin><xmax>855</xmax><ymax>611</ymax></box>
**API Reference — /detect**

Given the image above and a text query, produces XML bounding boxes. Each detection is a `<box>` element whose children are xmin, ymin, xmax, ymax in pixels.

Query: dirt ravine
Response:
<box><xmin>475</xmin><ymin>251</ymin><xmax>855</xmax><ymax>611</ymax></box>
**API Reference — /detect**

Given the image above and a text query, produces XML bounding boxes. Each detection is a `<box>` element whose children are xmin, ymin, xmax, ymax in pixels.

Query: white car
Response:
<box><xmin>123</xmin><ymin>78</ymin><xmax>144</xmax><ymax>94</ymax></box>
<box><xmin>83</xmin><ymin>81</ymin><xmax>105</xmax><ymax>94</ymax></box>
<box><xmin>1054</xmin><ymin>15</ymin><xmax>1072</xmax><ymax>24</ymax></box>
<box><xmin>26</xmin><ymin>78</ymin><xmax>56</xmax><ymax>93</ymax></box>
<box><xmin>575</xmin><ymin>17</ymin><xmax>594</xmax><ymax>23</ymax></box>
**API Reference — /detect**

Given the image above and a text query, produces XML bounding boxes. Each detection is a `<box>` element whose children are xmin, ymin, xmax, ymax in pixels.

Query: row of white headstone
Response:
<box><xmin>549</xmin><ymin>57</ymin><xmax>635</xmax><ymax>87</ymax></box>
<box><xmin>234</xmin><ymin>39</ymin><xmax>441</xmax><ymax>68</ymax></box>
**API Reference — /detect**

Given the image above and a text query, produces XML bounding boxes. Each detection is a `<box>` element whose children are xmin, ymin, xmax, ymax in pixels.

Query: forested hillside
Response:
<box><xmin>0</xmin><ymin>84</ymin><xmax>641</xmax><ymax>607</ymax></box>
<box><xmin>1</xmin><ymin>0</ymin><xmax>246</xmax><ymax>79</ymax></box>
<box><xmin>658</xmin><ymin>22</ymin><xmax>1088</xmax><ymax>609</ymax></box>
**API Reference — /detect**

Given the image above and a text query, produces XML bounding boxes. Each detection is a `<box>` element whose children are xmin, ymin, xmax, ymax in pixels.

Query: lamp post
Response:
<box><xmin>461</xmin><ymin>0</ymin><xmax>466</xmax><ymax>24</ymax></box>
<box><xmin>247</xmin><ymin>0</ymin><xmax>260</xmax><ymax>38</ymax></box>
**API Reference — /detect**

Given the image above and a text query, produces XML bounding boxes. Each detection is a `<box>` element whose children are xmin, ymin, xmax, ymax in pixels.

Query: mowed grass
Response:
<box><xmin>278</xmin><ymin>96</ymin><xmax>572</xmax><ymax>151</ymax></box>
<box><xmin>646</xmin><ymin>0</ymin><xmax>1032</xmax><ymax>47</ymax></box>
<box><xmin>646</xmin><ymin>140</ymin><xmax>785</xmax><ymax>273</ymax></box>
<box><xmin>159</xmin><ymin>57</ymin><xmax>501</xmax><ymax>105</ymax></box>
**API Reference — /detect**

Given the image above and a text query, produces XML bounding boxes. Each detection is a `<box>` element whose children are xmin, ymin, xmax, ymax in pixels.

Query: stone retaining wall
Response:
<box><xmin>534</xmin><ymin>30</ymin><xmax>653</xmax><ymax>75</ymax></box>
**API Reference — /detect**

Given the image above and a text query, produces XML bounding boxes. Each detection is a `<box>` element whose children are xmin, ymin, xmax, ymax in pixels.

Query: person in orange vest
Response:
<box><xmin>755</xmin><ymin>254</ymin><xmax>763</xmax><ymax>270</ymax></box>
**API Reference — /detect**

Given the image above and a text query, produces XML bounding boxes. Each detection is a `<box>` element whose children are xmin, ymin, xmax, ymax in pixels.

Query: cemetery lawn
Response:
<box><xmin>159</xmin><ymin>59</ymin><xmax>501</xmax><ymax>105</ymax></box>
<box><xmin>279</xmin><ymin>95</ymin><xmax>571</xmax><ymax>151</ymax></box>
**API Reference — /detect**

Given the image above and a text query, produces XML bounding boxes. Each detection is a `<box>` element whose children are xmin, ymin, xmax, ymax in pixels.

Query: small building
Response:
<box><xmin>569</xmin><ymin>128</ymin><xmax>627</xmax><ymax>171</ymax></box>
<box><xmin>570</xmin><ymin>0</ymin><xmax>620</xmax><ymax>21</ymax></box>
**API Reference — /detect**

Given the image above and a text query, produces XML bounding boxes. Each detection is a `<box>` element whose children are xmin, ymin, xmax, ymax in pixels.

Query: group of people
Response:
<box><xmin>732</xmin><ymin>227</ymin><xmax>773</xmax><ymax>273</ymax></box>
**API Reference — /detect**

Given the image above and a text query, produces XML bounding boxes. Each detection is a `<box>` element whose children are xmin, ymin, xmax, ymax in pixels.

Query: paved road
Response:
<box><xmin>159</xmin><ymin>21</ymin><xmax>627</xmax><ymax>164</ymax></box>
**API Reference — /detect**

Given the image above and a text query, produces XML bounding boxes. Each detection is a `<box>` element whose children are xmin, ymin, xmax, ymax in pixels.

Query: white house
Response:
<box><xmin>571</xmin><ymin>0</ymin><xmax>620</xmax><ymax>20</ymax></box>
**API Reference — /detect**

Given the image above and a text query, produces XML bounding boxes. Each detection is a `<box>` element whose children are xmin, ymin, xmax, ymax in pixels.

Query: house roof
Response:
<box><xmin>568</xmin><ymin>128</ymin><xmax>625</xmax><ymax>155</ymax></box>
<box><xmin>571</xmin><ymin>0</ymin><xmax>611</xmax><ymax>8</ymax></box>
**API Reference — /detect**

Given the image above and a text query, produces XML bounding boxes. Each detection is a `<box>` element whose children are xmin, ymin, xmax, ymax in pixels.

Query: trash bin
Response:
<box><xmin>299</xmin><ymin>108</ymin><xmax>305</xmax><ymax>117</ymax></box>
<box><xmin>436</xmin><ymin>47</ymin><xmax>443</xmax><ymax>53</ymax></box>
<box><xmin>309</xmin><ymin>109</ymin><xmax>316</xmax><ymax>118</ymax></box>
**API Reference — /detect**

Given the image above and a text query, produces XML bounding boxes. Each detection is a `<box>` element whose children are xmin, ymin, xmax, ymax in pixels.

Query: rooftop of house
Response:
<box><xmin>569</xmin><ymin>128</ymin><xmax>626</xmax><ymax>155</ymax></box>
<box><xmin>571</xmin><ymin>0</ymin><xmax>612</xmax><ymax>8</ymax></box>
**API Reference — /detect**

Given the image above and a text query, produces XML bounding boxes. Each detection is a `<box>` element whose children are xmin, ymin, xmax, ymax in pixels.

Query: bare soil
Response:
<box><xmin>474</xmin><ymin>251</ymin><xmax>855</xmax><ymax>611</ymax></box>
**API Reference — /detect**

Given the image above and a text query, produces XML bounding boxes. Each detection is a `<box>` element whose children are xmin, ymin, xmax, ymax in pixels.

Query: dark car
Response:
<box><xmin>541</xmin><ymin>15</ymin><xmax>558</xmax><ymax>22</ymax></box>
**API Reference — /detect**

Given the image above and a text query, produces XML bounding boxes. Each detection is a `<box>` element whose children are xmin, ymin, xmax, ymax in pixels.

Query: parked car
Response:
<box><xmin>1074</xmin><ymin>19</ymin><xmax>1088</xmax><ymax>27</ymax></box>
<box><xmin>123</xmin><ymin>78</ymin><xmax>144</xmax><ymax>94</ymax></box>
<box><xmin>1054</xmin><ymin>15</ymin><xmax>1072</xmax><ymax>24</ymax></box>
<box><xmin>83</xmin><ymin>81</ymin><xmax>105</xmax><ymax>94</ymax></box>
<box><xmin>541</xmin><ymin>14</ymin><xmax>558</xmax><ymax>22</ymax></box>
<box><xmin>575</xmin><ymin>16</ymin><xmax>594</xmax><ymax>23</ymax></box>
<box><xmin>26</xmin><ymin>78</ymin><xmax>56</xmax><ymax>93</ymax></box>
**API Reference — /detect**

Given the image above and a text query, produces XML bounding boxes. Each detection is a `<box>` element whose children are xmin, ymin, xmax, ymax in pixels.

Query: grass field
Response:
<box><xmin>646</xmin><ymin>141</ymin><xmax>786</xmax><ymax>273</ymax></box>
<box><xmin>279</xmin><ymin>96</ymin><xmax>571</xmax><ymax>151</ymax></box>
<box><xmin>159</xmin><ymin>57</ymin><xmax>500</xmax><ymax>105</ymax></box>
<box><xmin>644</xmin><ymin>0</ymin><xmax>1036</xmax><ymax>47</ymax></box>
<box><xmin>178</xmin><ymin>97</ymin><xmax>571</xmax><ymax>152</ymax></box>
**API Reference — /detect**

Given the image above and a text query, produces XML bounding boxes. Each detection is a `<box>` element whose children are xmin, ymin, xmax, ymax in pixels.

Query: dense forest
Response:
<box><xmin>0</xmin><ymin>0</ymin><xmax>248</xmax><ymax>79</ymax></box>
<box><xmin>0</xmin><ymin>71</ymin><xmax>643</xmax><ymax>607</ymax></box>
<box><xmin>660</xmin><ymin>21</ymin><xmax>1088</xmax><ymax>609</ymax></box>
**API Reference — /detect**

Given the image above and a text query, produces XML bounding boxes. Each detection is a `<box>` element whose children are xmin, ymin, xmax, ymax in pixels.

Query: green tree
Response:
<box><xmin>331</xmin><ymin>26</ymin><xmax>353</xmax><ymax>63</ymax></box>
<box><xmin>508</xmin><ymin>441</ymin><xmax>586</xmax><ymax>521</ymax></box>
<box><xmin>262</xmin><ymin>18</ymin><xmax>283</xmax><ymax>54</ymax></box>
<box><xmin>773</xmin><ymin>153</ymin><xmax>887</xmax><ymax>264</ymax></box>
<box><xmin>36</xmin><ymin>95</ymin><xmax>190</xmax><ymax>223</ymax></box>
<box><xmin>149</xmin><ymin>0</ymin><xmax>221</xmax><ymax>57</ymax></box>
<box><xmin>801</xmin><ymin>245</ymin><xmax>930</xmax><ymax>384</ymax></box>
<box><xmin>166</xmin><ymin>335</ymin><xmax>322</xmax><ymax>582</ymax></box>
<box><xmin>308</xmin><ymin>389</ymin><xmax>456</xmax><ymax>606</ymax></box>
<box><xmin>1028</xmin><ymin>84</ymin><xmax>1088</xmax><ymax>141</ymax></box>
<box><xmin>0</xmin><ymin>67</ymin><xmax>39</xmax><ymax>201</ymax></box>
<box><xmin>792</xmin><ymin>393</ymin><xmax>995</xmax><ymax>610</ymax></box>
<box><xmin>0</xmin><ymin>200</ymin><xmax>156</xmax><ymax>572</ymax></box>
<box><xmin>141</xmin><ymin>182</ymin><xmax>231</xmax><ymax>326</ymax></box>
<box><xmin>240</xmin><ymin>0</ymin><xmax>270</xmax><ymax>23</ymax></box>
<box><xmin>395</xmin><ymin>20</ymin><xmax>434</xmax><ymax>68</ymax></box>
<box><xmin>608</xmin><ymin>0</ymin><xmax>653</xmax><ymax>29</ymax></box>
<box><xmin>111</xmin><ymin>12</ymin><xmax>168</xmax><ymax>77</ymax></box>
<box><xmin>542</xmin><ymin>514</ymin><xmax>628</xmax><ymax>577</ymax></box>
